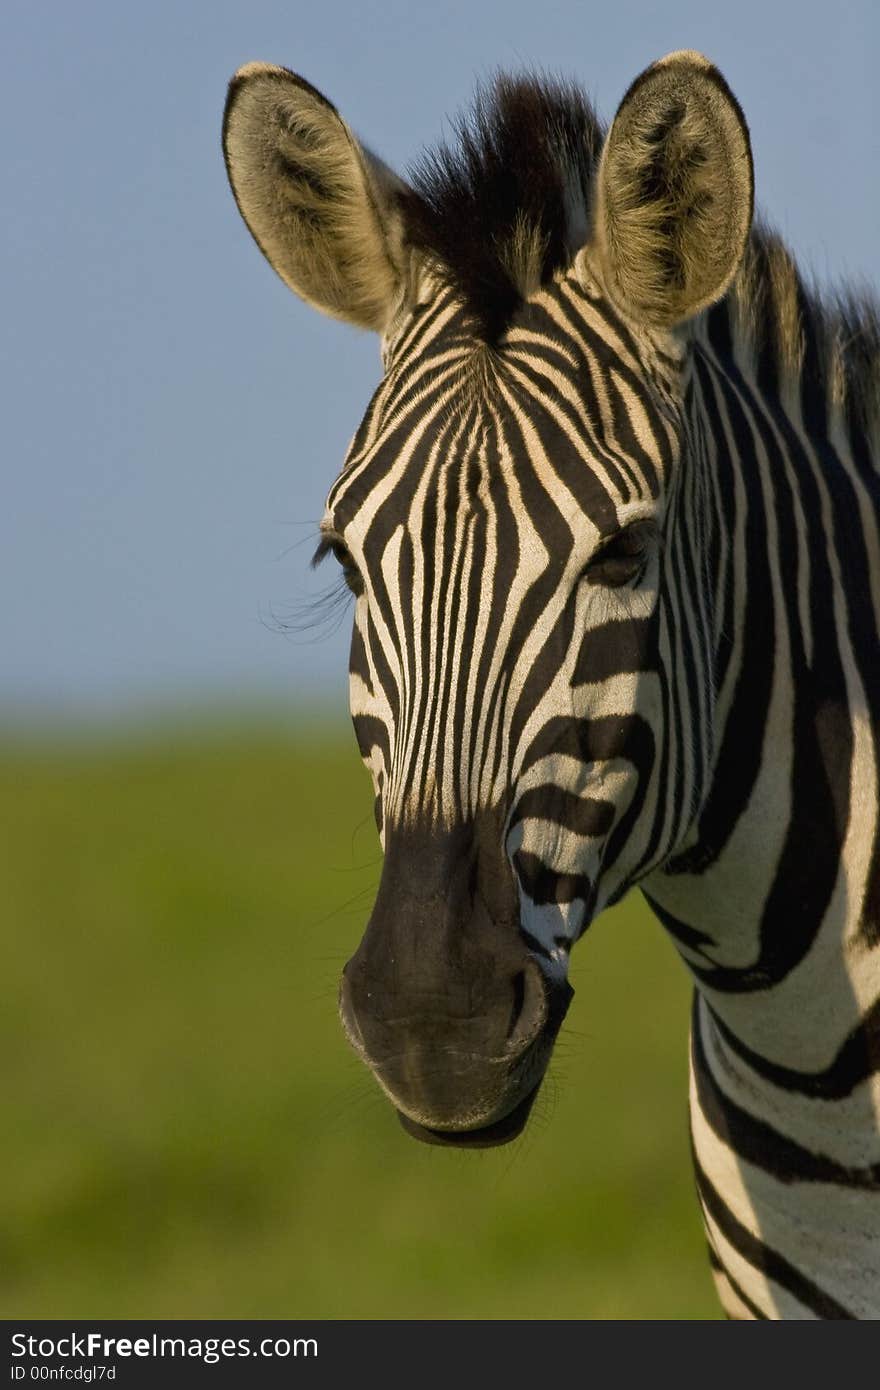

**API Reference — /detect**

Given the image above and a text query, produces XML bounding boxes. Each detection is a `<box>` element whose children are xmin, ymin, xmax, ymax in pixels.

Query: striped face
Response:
<box><xmin>327</xmin><ymin>271</ymin><xmax>714</xmax><ymax>1140</ymax></box>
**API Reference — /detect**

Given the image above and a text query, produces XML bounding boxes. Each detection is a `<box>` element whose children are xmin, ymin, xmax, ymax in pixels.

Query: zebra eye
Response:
<box><xmin>312</xmin><ymin>536</ymin><xmax>364</xmax><ymax>597</ymax></box>
<box><xmin>583</xmin><ymin>522</ymin><xmax>655</xmax><ymax>588</ymax></box>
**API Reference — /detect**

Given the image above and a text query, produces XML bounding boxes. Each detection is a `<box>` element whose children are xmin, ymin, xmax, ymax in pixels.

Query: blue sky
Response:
<box><xmin>2</xmin><ymin>0</ymin><xmax>877</xmax><ymax>722</ymax></box>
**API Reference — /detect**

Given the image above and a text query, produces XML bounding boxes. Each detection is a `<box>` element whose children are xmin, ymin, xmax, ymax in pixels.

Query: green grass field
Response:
<box><xmin>1</xmin><ymin>719</ymin><xmax>719</xmax><ymax>1319</ymax></box>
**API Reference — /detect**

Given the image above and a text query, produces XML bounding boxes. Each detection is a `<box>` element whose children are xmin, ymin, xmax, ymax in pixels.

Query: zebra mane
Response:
<box><xmin>399</xmin><ymin>74</ymin><xmax>604</xmax><ymax>342</ymax></box>
<box><xmin>716</xmin><ymin>226</ymin><xmax>880</xmax><ymax>451</ymax></box>
<box><xmin>398</xmin><ymin>74</ymin><xmax>878</xmax><ymax>449</ymax></box>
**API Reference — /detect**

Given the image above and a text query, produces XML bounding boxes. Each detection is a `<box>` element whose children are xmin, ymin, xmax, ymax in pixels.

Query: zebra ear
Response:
<box><xmin>223</xmin><ymin>63</ymin><xmax>408</xmax><ymax>331</ymax></box>
<box><xmin>592</xmin><ymin>51</ymin><xmax>753</xmax><ymax>328</ymax></box>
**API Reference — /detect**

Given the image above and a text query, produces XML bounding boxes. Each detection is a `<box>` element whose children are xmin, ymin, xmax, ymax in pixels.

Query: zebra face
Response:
<box><xmin>324</xmin><ymin>284</ymin><xmax>689</xmax><ymax>1142</ymax></box>
<box><xmin>224</xmin><ymin>51</ymin><xmax>751</xmax><ymax>1143</ymax></box>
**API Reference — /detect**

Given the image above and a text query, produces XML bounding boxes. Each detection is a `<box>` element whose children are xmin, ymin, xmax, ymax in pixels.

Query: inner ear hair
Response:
<box><xmin>593</xmin><ymin>50</ymin><xmax>754</xmax><ymax>329</ymax></box>
<box><xmin>223</xmin><ymin>63</ymin><xmax>407</xmax><ymax>331</ymax></box>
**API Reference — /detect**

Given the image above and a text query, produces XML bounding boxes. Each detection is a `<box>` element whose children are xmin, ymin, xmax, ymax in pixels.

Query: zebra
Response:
<box><xmin>223</xmin><ymin>51</ymin><xmax>880</xmax><ymax>1318</ymax></box>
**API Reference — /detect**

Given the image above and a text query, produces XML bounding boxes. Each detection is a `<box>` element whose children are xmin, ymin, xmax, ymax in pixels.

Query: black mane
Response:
<box><xmin>399</xmin><ymin>74</ymin><xmax>604</xmax><ymax>342</ymax></box>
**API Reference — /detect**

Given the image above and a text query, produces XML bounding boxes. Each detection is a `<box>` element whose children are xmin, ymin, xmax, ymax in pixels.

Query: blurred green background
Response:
<box><xmin>2</xmin><ymin>718</ymin><xmax>718</xmax><ymax>1319</ymax></box>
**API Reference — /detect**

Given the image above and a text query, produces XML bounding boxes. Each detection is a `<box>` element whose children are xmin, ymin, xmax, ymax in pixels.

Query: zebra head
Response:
<box><xmin>224</xmin><ymin>52</ymin><xmax>753</xmax><ymax>1145</ymax></box>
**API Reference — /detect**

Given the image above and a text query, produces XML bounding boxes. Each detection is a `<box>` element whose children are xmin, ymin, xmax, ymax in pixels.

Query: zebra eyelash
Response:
<box><xmin>310</xmin><ymin>536</ymin><xmax>335</xmax><ymax>569</ymax></box>
<box><xmin>312</xmin><ymin>535</ymin><xmax>365</xmax><ymax>596</ymax></box>
<box><xmin>582</xmin><ymin>520</ymin><xmax>658</xmax><ymax>588</ymax></box>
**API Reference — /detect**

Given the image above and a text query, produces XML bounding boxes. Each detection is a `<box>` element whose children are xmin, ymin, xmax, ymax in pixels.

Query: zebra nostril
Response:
<box><xmin>505</xmin><ymin>959</ymin><xmax>548</xmax><ymax>1054</ymax></box>
<box><xmin>468</xmin><ymin>858</ymin><xmax>479</xmax><ymax>901</ymax></box>
<box><xmin>506</xmin><ymin>970</ymin><xmax>526</xmax><ymax>1040</ymax></box>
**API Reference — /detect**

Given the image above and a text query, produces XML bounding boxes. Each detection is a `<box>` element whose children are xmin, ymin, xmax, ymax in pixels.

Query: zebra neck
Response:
<box><xmin>640</xmin><ymin>319</ymin><xmax>880</xmax><ymax>1069</ymax></box>
<box><xmin>688</xmin><ymin>989</ymin><xmax>880</xmax><ymax>1319</ymax></box>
